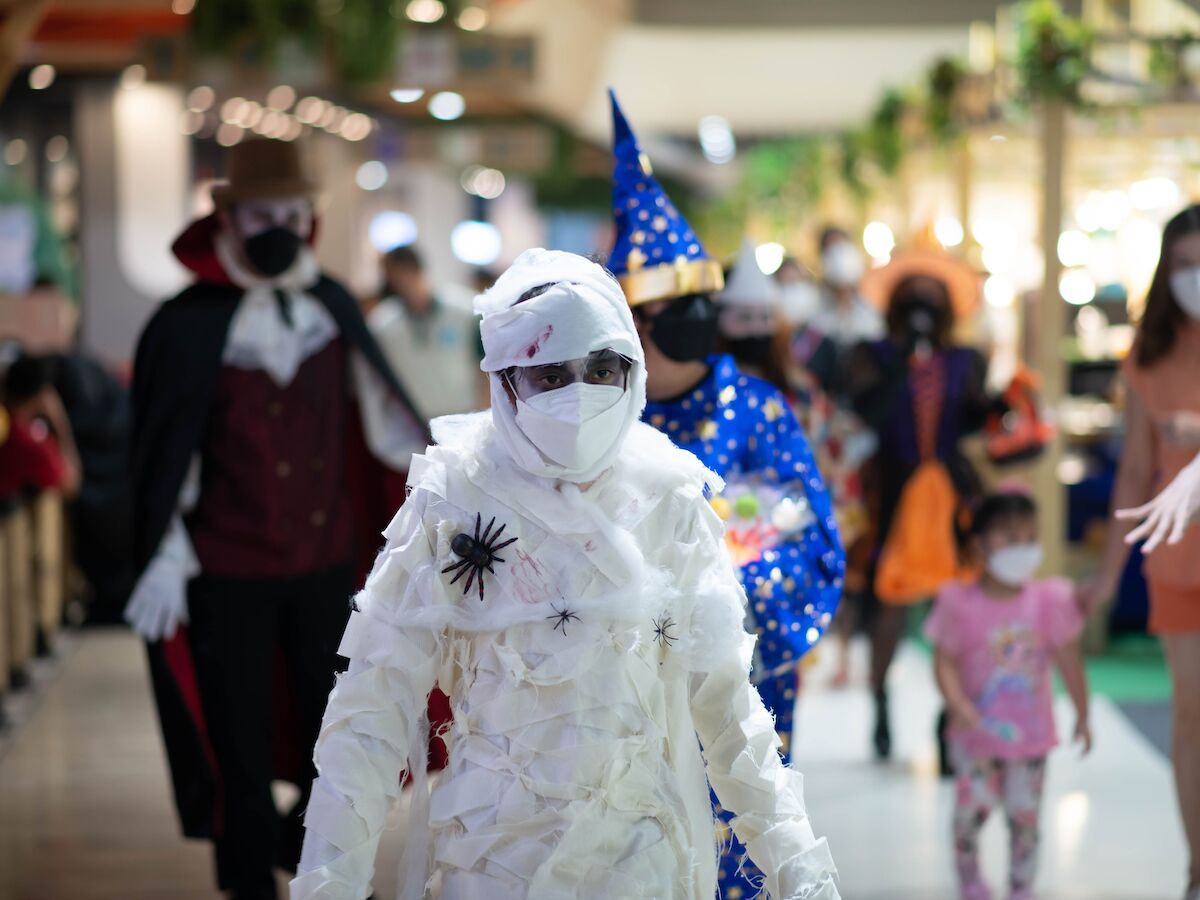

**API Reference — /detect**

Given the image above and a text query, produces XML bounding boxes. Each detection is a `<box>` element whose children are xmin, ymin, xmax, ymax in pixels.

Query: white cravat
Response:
<box><xmin>215</xmin><ymin>232</ymin><xmax>338</xmax><ymax>388</ymax></box>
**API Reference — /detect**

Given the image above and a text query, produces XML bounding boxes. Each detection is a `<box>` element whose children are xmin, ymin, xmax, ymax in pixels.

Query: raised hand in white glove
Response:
<box><xmin>1117</xmin><ymin>450</ymin><xmax>1200</xmax><ymax>553</ymax></box>
<box><xmin>124</xmin><ymin>516</ymin><xmax>199</xmax><ymax>641</ymax></box>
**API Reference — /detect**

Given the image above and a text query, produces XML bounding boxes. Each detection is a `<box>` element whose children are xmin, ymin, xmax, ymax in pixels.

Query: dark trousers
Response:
<box><xmin>188</xmin><ymin>564</ymin><xmax>353</xmax><ymax>897</ymax></box>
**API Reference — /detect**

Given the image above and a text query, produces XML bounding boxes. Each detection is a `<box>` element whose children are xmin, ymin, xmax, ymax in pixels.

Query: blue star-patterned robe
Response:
<box><xmin>643</xmin><ymin>353</ymin><xmax>845</xmax><ymax>897</ymax></box>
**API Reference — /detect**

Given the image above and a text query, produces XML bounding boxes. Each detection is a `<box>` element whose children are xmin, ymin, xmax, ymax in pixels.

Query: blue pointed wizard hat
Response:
<box><xmin>607</xmin><ymin>89</ymin><xmax>724</xmax><ymax>307</ymax></box>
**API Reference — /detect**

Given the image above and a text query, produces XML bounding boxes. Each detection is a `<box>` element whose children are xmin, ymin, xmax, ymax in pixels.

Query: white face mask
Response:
<box><xmin>985</xmin><ymin>543</ymin><xmax>1044</xmax><ymax>587</ymax></box>
<box><xmin>514</xmin><ymin>383</ymin><xmax>630</xmax><ymax>472</ymax></box>
<box><xmin>822</xmin><ymin>242</ymin><xmax>865</xmax><ymax>287</ymax></box>
<box><xmin>1169</xmin><ymin>267</ymin><xmax>1200</xmax><ymax>320</ymax></box>
<box><xmin>779</xmin><ymin>282</ymin><xmax>820</xmax><ymax>325</ymax></box>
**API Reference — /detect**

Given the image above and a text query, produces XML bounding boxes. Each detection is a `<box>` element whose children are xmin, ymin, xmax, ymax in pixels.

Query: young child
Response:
<box><xmin>925</xmin><ymin>490</ymin><xmax>1091</xmax><ymax>900</ymax></box>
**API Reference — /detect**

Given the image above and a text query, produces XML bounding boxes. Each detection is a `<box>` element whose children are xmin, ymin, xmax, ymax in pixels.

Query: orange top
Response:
<box><xmin>1122</xmin><ymin>325</ymin><xmax>1200</xmax><ymax>587</ymax></box>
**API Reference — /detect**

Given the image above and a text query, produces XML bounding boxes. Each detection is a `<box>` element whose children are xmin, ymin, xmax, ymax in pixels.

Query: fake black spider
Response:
<box><xmin>442</xmin><ymin>513</ymin><xmax>518</xmax><ymax>602</ymax></box>
<box><xmin>652</xmin><ymin>616</ymin><xmax>678</xmax><ymax>648</ymax></box>
<box><xmin>546</xmin><ymin>603</ymin><xmax>581</xmax><ymax>636</ymax></box>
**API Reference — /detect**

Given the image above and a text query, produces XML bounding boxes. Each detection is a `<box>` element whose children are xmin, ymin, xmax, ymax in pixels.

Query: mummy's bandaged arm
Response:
<box><xmin>681</xmin><ymin>505</ymin><xmax>841</xmax><ymax>900</ymax></box>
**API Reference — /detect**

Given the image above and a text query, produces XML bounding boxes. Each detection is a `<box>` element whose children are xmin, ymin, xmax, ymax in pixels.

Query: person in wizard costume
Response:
<box><xmin>607</xmin><ymin>90</ymin><xmax>846</xmax><ymax>897</ymax></box>
<box><xmin>125</xmin><ymin>138</ymin><xmax>430</xmax><ymax>900</ymax></box>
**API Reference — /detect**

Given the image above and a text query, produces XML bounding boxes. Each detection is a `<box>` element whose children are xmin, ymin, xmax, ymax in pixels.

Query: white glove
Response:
<box><xmin>1117</xmin><ymin>450</ymin><xmax>1200</xmax><ymax>553</ymax></box>
<box><xmin>124</xmin><ymin>516</ymin><xmax>199</xmax><ymax>641</ymax></box>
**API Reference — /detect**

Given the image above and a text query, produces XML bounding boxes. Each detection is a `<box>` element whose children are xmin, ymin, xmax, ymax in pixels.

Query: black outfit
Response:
<box><xmin>188</xmin><ymin>564</ymin><xmax>354</xmax><ymax>893</ymax></box>
<box><xmin>50</xmin><ymin>353</ymin><xmax>135</xmax><ymax>622</ymax></box>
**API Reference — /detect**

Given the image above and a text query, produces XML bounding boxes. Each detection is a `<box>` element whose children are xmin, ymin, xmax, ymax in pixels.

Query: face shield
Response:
<box><xmin>475</xmin><ymin>249</ymin><xmax>647</xmax><ymax>483</ymax></box>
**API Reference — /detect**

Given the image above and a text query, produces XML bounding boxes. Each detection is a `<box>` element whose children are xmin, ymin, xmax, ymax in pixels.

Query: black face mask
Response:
<box><xmin>893</xmin><ymin>297</ymin><xmax>949</xmax><ymax>353</ymax></box>
<box><xmin>645</xmin><ymin>295</ymin><xmax>719</xmax><ymax>363</ymax></box>
<box><xmin>725</xmin><ymin>335</ymin><xmax>775</xmax><ymax>365</ymax></box>
<box><xmin>243</xmin><ymin>227</ymin><xmax>303</xmax><ymax>277</ymax></box>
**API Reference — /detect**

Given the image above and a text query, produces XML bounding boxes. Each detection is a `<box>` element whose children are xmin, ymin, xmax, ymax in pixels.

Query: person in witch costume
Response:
<box><xmin>606</xmin><ymin>90</ymin><xmax>845</xmax><ymax>898</ymax></box>
<box><xmin>125</xmin><ymin>139</ymin><xmax>428</xmax><ymax>900</ymax></box>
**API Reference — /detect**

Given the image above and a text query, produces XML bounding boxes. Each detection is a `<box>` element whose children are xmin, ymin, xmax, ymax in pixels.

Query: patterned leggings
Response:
<box><xmin>952</xmin><ymin>754</ymin><xmax>1046</xmax><ymax>900</ymax></box>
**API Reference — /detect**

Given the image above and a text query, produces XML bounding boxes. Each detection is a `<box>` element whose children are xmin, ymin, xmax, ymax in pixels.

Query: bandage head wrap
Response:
<box><xmin>476</xmin><ymin>249</ymin><xmax>647</xmax><ymax>483</ymax></box>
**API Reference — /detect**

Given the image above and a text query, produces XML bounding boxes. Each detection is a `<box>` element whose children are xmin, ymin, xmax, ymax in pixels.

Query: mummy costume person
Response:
<box><xmin>292</xmin><ymin>249</ymin><xmax>840</xmax><ymax>899</ymax></box>
<box><xmin>607</xmin><ymin>90</ymin><xmax>845</xmax><ymax>898</ymax></box>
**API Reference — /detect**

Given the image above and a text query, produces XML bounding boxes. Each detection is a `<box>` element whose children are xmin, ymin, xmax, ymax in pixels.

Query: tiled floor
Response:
<box><xmin>796</xmin><ymin>640</ymin><xmax>1187</xmax><ymax>900</ymax></box>
<box><xmin>0</xmin><ymin>630</ymin><xmax>1188</xmax><ymax>899</ymax></box>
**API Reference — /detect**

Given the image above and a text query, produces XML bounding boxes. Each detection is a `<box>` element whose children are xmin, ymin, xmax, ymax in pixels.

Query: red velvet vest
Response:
<box><xmin>188</xmin><ymin>339</ymin><xmax>353</xmax><ymax>579</ymax></box>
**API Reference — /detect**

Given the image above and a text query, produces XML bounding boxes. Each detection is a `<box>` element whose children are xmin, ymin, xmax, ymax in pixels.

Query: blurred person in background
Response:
<box><xmin>0</xmin><ymin>352</ymin><xmax>81</xmax><ymax>711</ymax></box>
<box><xmin>125</xmin><ymin>139</ymin><xmax>426</xmax><ymax>900</ymax></box>
<box><xmin>776</xmin><ymin>254</ymin><xmax>821</xmax><ymax>329</ymax></box>
<box><xmin>607</xmin><ymin>89</ymin><xmax>845</xmax><ymax>899</ymax></box>
<box><xmin>0</xmin><ymin>353</ymin><xmax>82</xmax><ymax>503</ymax></box>
<box><xmin>814</xmin><ymin>226</ymin><xmax>885</xmax><ymax>350</ymax></box>
<box><xmin>777</xmin><ymin>246</ymin><xmax>879</xmax><ymax>690</ymax></box>
<box><xmin>850</xmin><ymin>272</ymin><xmax>992</xmax><ymax>761</ymax></box>
<box><xmin>370</xmin><ymin>245</ymin><xmax>486</xmax><ymax>410</ymax></box>
<box><xmin>1081</xmin><ymin>204</ymin><xmax>1200</xmax><ymax>900</ymax></box>
<box><xmin>42</xmin><ymin>350</ymin><xmax>135</xmax><ymax>623</ymax></box>
<box><xmin>716</xmin><ymin>238</ymin><xmax>792</xmax><ymax>389</ymax></box>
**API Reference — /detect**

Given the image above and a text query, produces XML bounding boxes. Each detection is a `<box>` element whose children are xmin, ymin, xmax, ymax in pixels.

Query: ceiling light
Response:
<box><xmin>429</xmin><ymin>91</ymin><xmax>465</xmax><ymax>121</ymax></box>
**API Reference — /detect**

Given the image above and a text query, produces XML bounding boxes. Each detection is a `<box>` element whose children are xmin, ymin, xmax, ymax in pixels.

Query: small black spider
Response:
<box><xmin>442</xmin><ymin>513</ymin><xmax>518</xmax><ymax>602</ymax></box>
<box><xmin>652</xmin><ymin>616</ymin><xmax>677</xmax><ymax>648</ymax></box>
<box><xmin>546</xmin><ymin>603</ymin><xmax>580</xmax><ymax>636</ymax></box>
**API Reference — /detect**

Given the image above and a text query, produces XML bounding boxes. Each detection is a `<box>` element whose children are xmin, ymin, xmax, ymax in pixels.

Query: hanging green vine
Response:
<box><xmin>925</xmin><ymin>57</ymin><xmax>964</xmax><ymax>145</ymax></box>
<box><xmin>190</xmin><ymin>0</ymin><xmax>407</xmax><ymax>84</ymax></box>
<box><xmin>1148</xmin><ymin>32</ymin><xmax>1198</xmax><ymax>92</ymax></box>
<box><xmin>863</xmin><ymin>89</ymin><xmax>908</xmax><ymax>176</ymax></box>
<box><xmin>1014</xmin><ymin>0</ymin><xmax>1094</xmax><ymax>106</ymax></box>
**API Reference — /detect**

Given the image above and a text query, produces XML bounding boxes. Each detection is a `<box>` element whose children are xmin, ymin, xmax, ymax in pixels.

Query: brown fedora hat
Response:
<box><xmin>211</xmin><ymin>138</ymin><xmax>319</xmax><ymax>207</ymax></box>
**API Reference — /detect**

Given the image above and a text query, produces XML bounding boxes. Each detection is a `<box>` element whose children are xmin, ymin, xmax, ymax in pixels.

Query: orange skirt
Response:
<box><xmin>1147</xmin><ymin>579</ymin><xmax>1200</xmax><ymax>635</ymax></box>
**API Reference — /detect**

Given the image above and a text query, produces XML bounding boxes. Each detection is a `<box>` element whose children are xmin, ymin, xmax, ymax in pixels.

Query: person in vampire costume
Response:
<box><xmin>606</xmin><ymin>90</ymin><xmax>846</xmax><ymax>898</ymax></box>
<box><xmin>126</xmin><ymin>139</ymin><xmax>429</xmax><ymax>900</ymax></box>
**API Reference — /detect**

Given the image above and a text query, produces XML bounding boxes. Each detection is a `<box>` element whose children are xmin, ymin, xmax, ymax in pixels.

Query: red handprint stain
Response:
<box><xmin>510</xmin><ymin>549</ymin><xmax>553</xmax><ymax>605</ymax></box>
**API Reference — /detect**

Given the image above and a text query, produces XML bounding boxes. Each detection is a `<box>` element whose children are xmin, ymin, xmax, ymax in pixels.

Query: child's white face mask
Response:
<box><xmin>514</xmin><ymin>382</ymin><xmax>630</xmax><ymax>471</ymax></box>
<box><xmin>985</xmin><ymin>543</ymin><xmax>1044</xmax><ymax>587</ymax></box>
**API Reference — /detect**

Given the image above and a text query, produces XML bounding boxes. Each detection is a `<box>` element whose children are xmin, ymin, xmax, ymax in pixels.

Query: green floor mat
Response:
<box><xmin>1080</xmin><ymin>633</ymin><xmax>1171</xmax><ymax>702</ymax></box>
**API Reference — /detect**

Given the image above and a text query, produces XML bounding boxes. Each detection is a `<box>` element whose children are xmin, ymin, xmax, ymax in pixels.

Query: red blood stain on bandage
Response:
<box><xmin>525</xmin><ymin>325</ymin><xmax>553</xmax><ymax>359</ymax></box>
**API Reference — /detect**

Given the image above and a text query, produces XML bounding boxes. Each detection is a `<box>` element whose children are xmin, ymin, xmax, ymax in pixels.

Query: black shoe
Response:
<box><xmin>873</xmin><ymin>688</ymin><xmax>891</xmax><ymax>759</ymax></box>
<box><xmin>936</xmin><ymin>708</ymin><xmax>953</xmax><ymax>778</ymax></box>
<box><xmin>229</xmin><ymin>888</ymin><xmax>277</xmax><ymax>900</ymax></box>
<box><xmin>9</xmin><ymin>668</ymin><xmax>31</xmax><ymax>691</ymax></box>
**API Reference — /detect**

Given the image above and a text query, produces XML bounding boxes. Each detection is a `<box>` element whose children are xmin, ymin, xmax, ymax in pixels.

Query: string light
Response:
<box><xmin>406</xmin><ymin>0</ymin><xmax>445</xmax><ymax>23</ymax></box>
<box><xmin>457</xmin><ymin>6</ymin><xmax>488</xmax><ymax>30</ymax></box>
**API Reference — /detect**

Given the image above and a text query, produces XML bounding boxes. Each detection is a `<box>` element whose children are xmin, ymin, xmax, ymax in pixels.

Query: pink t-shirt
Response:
<box><xmin>924</xmin><ymin>577</ymin><xmax>1083</xmax><ymax>760</ymax></box>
